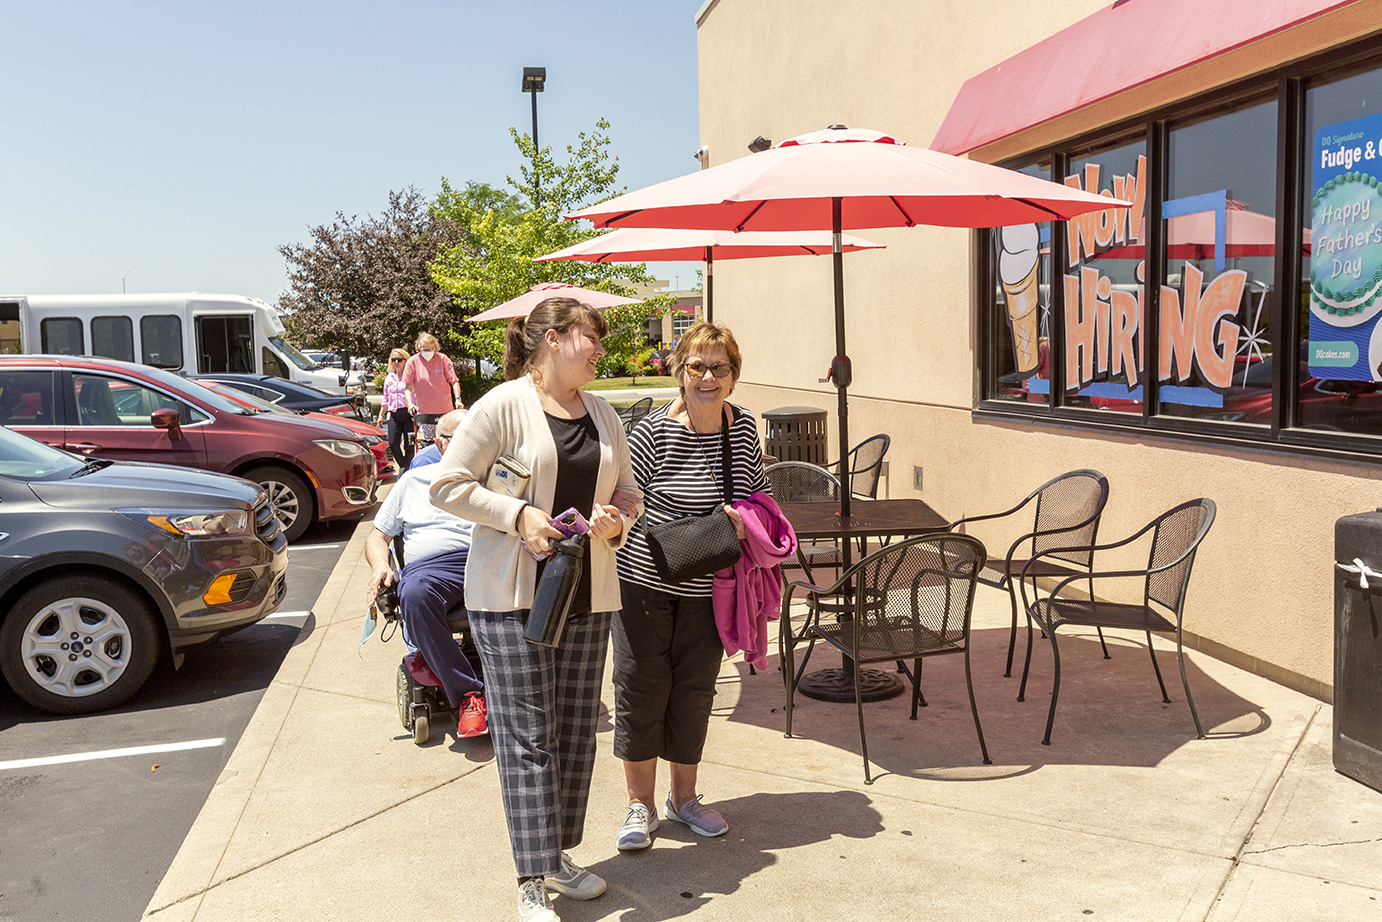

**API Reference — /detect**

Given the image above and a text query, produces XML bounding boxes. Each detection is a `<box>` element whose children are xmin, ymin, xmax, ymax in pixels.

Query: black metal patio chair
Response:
<box><xmin>783</xmin><ymin>532</ymin><xmax>991</xmax><ymax>784</ymax></box>
<box><xmin>765</xmin><ymin>461</ymin><xmax>843</xmax><ymax>681</ymax></box>
<box><xmin>622</xmin><ymin>396</ymin><xmax>653</xmax><ymax>433</ymax></box>
<box><xmin>827</xmin><ymin>433</ymin><xmax>891</xmax><ymax>500</ymax></box>
<box><xmin>947</xmin><ymin>469</ymin><xmax>1109</xmax><ymax>678</ymax></box>
<box><xmin>1017</xmin><ymin>498</ymin><xmax>1216</xmax><ymax>745</ymax></box>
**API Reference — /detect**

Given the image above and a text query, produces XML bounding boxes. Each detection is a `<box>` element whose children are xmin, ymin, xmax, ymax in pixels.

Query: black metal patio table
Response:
<box><xmin>779</xmin><ymin>498</ymin><xmax>951</xmax><ymax>702</ymax></box>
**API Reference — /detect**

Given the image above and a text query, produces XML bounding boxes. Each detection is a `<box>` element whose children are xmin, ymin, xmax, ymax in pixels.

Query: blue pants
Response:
<box><xmin>398</xmin><ymin>548</ymin><xmax>482</xmax><ymax>707</ymax></box>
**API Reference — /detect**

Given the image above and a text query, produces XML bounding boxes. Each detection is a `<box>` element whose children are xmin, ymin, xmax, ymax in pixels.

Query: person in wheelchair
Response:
<box><xmin>365</xmin><ymin>408</ymin><xmax>487</xmax><ymax>738</ymax></box>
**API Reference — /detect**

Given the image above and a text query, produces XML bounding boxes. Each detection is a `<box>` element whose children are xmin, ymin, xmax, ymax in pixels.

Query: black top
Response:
<box><xmin>539</xmin><ymin>411</ymin><xmax>600</xmax><ymax>613</ymax></box>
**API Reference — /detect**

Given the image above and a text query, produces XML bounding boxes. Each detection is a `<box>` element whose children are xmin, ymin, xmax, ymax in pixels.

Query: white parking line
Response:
<box><xmin>0</xmin><ymin>738</ymin><xmax>226</xmax><ymax>771</ymax></box>
<box><xmin>261</xmin><ymin>610</ymin><xmax>312</xmax><ymax>620</ymax></box>
<box><xmin>291</xmin><ymin>543</ymin><xmax>343</xmax><ymax>550</ymax></box>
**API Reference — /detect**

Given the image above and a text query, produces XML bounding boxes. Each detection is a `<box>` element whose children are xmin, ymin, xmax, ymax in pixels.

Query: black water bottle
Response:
<box><xmin>524</xmin><ymin>534</ymin><xmax>588</xmax><ymax>647</ymax></box>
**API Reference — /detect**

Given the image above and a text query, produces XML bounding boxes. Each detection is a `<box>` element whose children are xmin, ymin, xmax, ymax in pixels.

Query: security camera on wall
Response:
<box><xmin>694</xmin><ymin>145</ymin><xmax>709</xmax><ymax>165</ymax></box>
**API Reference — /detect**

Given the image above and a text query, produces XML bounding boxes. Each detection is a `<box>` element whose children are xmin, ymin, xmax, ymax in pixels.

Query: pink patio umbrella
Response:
<box><xmin>466</xmin><ymin>282</ymin><xmax>643</xmax><ymax>323</ymax></box>
<box><xmin>568</xmin><ymin>126</ymin><xmax>1128</xmax><ymax>516</ymax></box>
<box><xmin>533</xmin><ymin>227</ymin><xmax>885</xmax><ymax>321</ymax></box>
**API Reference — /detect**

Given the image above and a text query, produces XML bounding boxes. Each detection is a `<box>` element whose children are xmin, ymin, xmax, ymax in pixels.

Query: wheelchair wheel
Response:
<box><xmin>412</xmin><ymin>710</ymin><xmax>430</xmax><ymax>745</ymax></box>
<box><xmin>396</xmin><ymin>665</ymin><xmax>414</xmax><ymax>732</ymax></box>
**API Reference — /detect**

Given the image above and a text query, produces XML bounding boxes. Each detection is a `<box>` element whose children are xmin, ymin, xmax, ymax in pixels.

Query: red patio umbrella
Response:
<box><xmin>568</xmin><ymin>126</ymin><xmax>1128</xmax><ymax>516</ymax></box>
<box><xmin>466</xmin><ymin>282</ymin><xmax>643</xmax><ymax>323</ymax></box>
<box><xmin>533</xmin><ymin>228</ymin><xmax>885</xmax><ymax>321</ymax></box>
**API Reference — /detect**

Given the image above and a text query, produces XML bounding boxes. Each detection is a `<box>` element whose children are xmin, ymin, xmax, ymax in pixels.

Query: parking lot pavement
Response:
<box><xmin>141</xmin><ymin>516</ymin><xmax>1382</xmax><ymax>922</ymax></box>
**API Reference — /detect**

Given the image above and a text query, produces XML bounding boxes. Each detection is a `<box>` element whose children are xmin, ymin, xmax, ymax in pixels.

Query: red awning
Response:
<box><xmin>931</xmin><ymin>0</ymin><xmax>1357</xmax><ymax>156</ymax></box>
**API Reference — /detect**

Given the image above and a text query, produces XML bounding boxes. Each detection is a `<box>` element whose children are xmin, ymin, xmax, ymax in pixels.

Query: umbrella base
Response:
<box><xmin>798</xmin><ymin>667</ymin><xmax>905</xmax><ymax>702</ymax></box>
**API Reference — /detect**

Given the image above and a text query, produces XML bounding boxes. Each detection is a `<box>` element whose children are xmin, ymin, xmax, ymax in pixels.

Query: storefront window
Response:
<box><xmin>1064</xmin><ymin>139</ymin><xmax>1146</xmax><ymax>413</ymax></box>
<box><xmin>1164</xmin><ymin>98</ymin><xmax>1279</xmax><ymax>423</ymax></box>
<box><xmin>992</xmin><ymin>162</ymin><xmax>1051</xmax><ymax>406</ymax></box>
<box><xmin>1300</xmin><ymin>65</ymin><xmax>1382</xmax><ymax>437</ymax></box>
<box><xmin>977</xmin><ymin>46</ymin><xmax>1382</xmax><ymax>460</ymax></box>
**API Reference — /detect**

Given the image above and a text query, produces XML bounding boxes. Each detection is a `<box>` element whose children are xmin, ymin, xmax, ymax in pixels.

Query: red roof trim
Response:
<box><xmin>931</xmin><ymin>0</ymin><xmax>1358</xmax><ymax>156</ymax></box>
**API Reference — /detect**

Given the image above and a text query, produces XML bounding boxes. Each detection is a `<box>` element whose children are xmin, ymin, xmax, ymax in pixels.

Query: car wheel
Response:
<box><xmin>0</xmin><ymin>575</ymin><xmax>161</xmax><ymax>715</ymax></box>
<box><xmin>245</xmin><ymin>465</ymin><xmax>315</xmax><ymax>542</ymax></box>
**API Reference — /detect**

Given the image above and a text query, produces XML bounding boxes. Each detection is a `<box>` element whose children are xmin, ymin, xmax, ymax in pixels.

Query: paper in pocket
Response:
<box><xmin>487</xmin><ymin>455</ymin><xmax>531</xmax><ymax>498</ymax></box>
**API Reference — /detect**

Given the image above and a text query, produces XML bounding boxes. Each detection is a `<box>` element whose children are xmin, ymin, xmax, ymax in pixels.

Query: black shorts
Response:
<box><xmin>612</xmin><ymin>579</ymin><xmax>724</xmax><ymax>764</ymax></box>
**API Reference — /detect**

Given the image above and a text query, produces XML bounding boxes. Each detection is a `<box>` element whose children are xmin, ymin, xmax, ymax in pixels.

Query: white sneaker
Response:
<box><xmin>546</xmin><ymin>851</ymin><xmax>606</xmax><ymax>900</ymax></box>
<box><xmin>518</xmin><ymin>877</ymin><xmax>557</xmax><ymax>922</ymax></box>
<box><xmin>616</xmin><ymin>802</ymin><xmax>660</xmax><ymax>850</ymax></box>
<box><xmin>664</xmin><ymin>792</ymin><xmax>728</xmax><ymax>837</ymax></box>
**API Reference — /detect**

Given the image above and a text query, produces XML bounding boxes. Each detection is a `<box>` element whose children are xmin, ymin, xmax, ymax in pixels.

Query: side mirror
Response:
<box><xmin>151</xmin><ymin>408</ymin><xmax>183</xmax><ymax>441</ymax></box>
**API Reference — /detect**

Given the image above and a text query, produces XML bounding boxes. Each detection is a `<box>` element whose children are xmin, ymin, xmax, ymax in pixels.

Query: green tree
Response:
<box><xmin>276</xmin><ymin>187</ymin><xmax>465</xmax><ymax>361</ymax></box>
<box><xmin>430</xmin><ymin>118</ymin><xmax>666</xmax><ymax>375</ymax></box>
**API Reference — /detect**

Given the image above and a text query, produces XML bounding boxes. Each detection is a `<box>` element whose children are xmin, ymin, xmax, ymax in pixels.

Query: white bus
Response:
<box><xmin>0</xmin><ymin>292</ymin><xmax>363</xmax><ymax>395</ymax></box>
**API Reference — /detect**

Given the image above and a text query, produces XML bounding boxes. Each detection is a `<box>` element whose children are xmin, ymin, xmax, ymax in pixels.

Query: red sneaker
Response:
<box><xmin>457</xmin><ymin>691</ymin><xmax>488</xmax><ymax>738</ymax></box>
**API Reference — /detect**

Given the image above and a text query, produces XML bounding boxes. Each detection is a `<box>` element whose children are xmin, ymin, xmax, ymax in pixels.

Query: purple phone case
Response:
<box><xmin>550</xmin><ymin>507</ymin><xmax>590</xmax><ymax>537</ymax></box>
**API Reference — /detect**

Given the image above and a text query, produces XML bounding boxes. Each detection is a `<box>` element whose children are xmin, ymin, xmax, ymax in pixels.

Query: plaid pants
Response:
<box><xmin>467</xmin><ymin>608</ymin><xmax>612</xmax><ymax>878</ymax></box>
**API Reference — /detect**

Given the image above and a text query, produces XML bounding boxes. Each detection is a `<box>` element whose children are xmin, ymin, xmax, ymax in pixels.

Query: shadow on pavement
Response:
<box><xmin>571</xmin><ymin>790</ymin><xmax>884</xmax><ymax>922</ymax></box>
<box><xmin>718</xmin><ymin>624</ymin><xmax>1272</xmax><ymax>781</ymax></box>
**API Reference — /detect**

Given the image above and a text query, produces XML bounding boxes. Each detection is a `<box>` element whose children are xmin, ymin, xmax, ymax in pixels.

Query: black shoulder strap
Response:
<box><xmin>720</xmin><ymin>405</ymin><xmax>734</xmax><ymax>503</ymax></box>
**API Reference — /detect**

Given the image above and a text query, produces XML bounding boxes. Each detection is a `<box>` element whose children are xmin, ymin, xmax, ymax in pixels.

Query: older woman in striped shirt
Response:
<box><xmin>613</xmin><ymin>321</ymin><xmax>769</xmax><ymax>851</ymax></box>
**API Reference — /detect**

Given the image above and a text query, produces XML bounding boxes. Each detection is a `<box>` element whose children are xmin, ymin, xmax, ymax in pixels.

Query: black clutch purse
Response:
<box><xmin>524</xmin><ymin>534</ymin><xmax>587</xmax><ymax>647</ymax></box>
<box><xmin>646</xmin><ymin>503</ymin><xmax>742</xmax><ymax>582</ymax></box>
<box><xmin>643</xmin><ymin>406</ymin><xmax>742</xmax><ymax>583</ymax></box>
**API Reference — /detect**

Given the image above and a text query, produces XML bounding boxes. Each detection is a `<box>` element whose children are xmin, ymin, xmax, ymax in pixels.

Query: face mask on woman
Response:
<box><xmin>422</xmin><ymin>350</ymin><xmax>436</xmax><ymax>360</ymax></box>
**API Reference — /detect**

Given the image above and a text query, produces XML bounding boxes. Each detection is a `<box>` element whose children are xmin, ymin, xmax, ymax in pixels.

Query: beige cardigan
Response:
<box><xmin>428</xmin><ymin>375</ymin><xmax>639</xmax><ymax>613</ymax></box>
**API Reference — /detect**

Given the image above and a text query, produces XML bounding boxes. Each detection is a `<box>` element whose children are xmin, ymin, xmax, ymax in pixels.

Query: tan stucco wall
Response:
<box><xmin>696</xmin><ymin>0</ymin><xmax>1382</xmax><ymax>697</ymax></box>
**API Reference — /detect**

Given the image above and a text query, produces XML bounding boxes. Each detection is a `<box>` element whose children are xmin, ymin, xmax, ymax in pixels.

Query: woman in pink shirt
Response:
<box><xmin>402</xmin><ymin>332</ymin><xmax>462</xmax><ymax>444</ymax></box>
<box><xmin>376</xmin><ymin>348</ymin><xmax>415</xmax><ymax>469</ymax></box>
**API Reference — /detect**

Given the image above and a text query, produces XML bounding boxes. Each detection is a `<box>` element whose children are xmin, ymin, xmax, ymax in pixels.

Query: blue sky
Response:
<box><xmin>0</xmin><ymin>1</ymin><xmax>702</xmax><ymax>305</ymax></box>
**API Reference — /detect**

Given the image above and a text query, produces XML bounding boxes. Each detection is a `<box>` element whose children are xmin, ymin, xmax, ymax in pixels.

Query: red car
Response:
<box><xmin>0</xmin><ymin>356</ymin><xmax>377</xmax><ymax>541</ymax></box>
<box><xmin>195</xmin><ymin>379</ymin><xmax>398</xmax><ymax>481</ymax></box>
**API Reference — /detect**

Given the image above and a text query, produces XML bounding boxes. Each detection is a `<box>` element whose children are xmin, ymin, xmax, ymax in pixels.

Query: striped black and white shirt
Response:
<box><xmin>617</xmin><ymin>401</ymin><xmax>771</xmax><ymax>597</ymax></box>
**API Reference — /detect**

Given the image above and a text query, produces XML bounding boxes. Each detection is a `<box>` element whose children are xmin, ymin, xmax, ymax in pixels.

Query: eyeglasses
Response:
<box><xmin>684</xmin><ymin>361</ymin><xmax>733</xmax><ymax>379</ymax></box>
<box><xmin>390</xmin><ymin>358</ymin><xmax>404</xmax><ymax>363</ymax></box>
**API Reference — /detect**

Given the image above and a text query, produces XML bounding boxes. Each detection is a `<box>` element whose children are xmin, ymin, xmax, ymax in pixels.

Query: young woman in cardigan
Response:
<box><xmin>429</xmin><ymin>297</ymin><xmax>639</xmax><ymax>922</ymax></box>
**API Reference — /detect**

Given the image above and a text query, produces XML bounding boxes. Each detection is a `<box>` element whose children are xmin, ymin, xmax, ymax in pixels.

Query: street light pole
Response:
<box><xmin>121</xmin><ymin>271</ymin><xmax>131</xmax><ymax>294</ymax></box>
<box><xmin>522</xmin><ymin>67</ymin><xmax>546</xmax><ymax>207</ymax></box>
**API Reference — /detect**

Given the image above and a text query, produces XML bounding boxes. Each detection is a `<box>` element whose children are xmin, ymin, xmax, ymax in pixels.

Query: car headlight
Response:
<box><xmin>123</xmin><ymin>510</ymin><xmax>251</xmax><ymax>537</ymax></box>
<box><xmin>314</xmin><ymin>439</ymin><xmax>371</xmax><ymax>458</ymax></box>
<box><xmin>360</xmin><ymin>433</ymin><xmax>384</xmax><ymax>445</ymax></box>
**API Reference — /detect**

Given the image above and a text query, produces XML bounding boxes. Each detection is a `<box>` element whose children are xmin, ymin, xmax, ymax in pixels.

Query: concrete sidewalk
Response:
<box><xmin>142</xmin><ymin>516</ymin><xmax>1382</xmax><ymax>922</ymax></box>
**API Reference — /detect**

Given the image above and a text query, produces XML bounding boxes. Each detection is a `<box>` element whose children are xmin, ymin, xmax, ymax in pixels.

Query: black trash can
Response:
<box><xmin>1333</xmin><ymin>511</ymin><xmax>1382</xmax><ymax>793</ymax></box>
<box><xmin>763</xmin><ymin>406</ymin><xmax>828</xmax><ymax>466</ymax></box>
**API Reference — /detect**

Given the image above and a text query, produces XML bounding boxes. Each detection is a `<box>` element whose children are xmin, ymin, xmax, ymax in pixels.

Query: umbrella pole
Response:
<box><xmin>705</xmin><ymin>247</ymin><xmax>714</xmax><ymax>323</ymax></box>
<box><xmin>797</xmin><ymin>196</ymin><xmax>905</xmax><ymax>705</ymax></box>
<box><xmin>832</xmin><ymin>197</ymin><xmax>851</xmax><ymax>525</ymax></box>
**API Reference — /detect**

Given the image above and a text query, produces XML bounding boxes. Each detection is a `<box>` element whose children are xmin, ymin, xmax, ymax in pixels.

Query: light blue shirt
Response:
<box><xmin>410</xmin><ymin>443</ymin><xmax>442</xmax><ymax>469</ymax></box>
<box><xmin>374</xmin><ymin>465</ymin><xmax>473</xmax><ymax>564</ymax></box>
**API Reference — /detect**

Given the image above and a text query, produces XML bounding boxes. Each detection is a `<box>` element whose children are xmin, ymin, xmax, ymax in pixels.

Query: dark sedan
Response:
<box><xmin>0</xmin><ymin>426</ymin><xmax>288</xmax><ymax>714</ymax></box>
<box><xmin>190</xmin><ymin>374</ymin><xmax>366</xmax><ymax>420</ymax></box>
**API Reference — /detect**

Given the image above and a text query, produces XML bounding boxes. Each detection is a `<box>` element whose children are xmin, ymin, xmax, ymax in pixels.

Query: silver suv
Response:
<box><xmin>0</xmin><ymin>426</ymin><xmax>288</xmax><ymax>714</ymax></box>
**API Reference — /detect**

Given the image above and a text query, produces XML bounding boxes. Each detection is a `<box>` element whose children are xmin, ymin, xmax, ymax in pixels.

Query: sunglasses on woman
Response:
<box><xmin>684</xmin><ymin>361</ymin><xmax>733</xmax><ymax>379</ymax></box>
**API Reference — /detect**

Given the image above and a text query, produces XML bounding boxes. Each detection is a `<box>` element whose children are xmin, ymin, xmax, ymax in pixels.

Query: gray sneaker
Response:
<box><xmin>517</xmin><ymin>877</ymin><xmax>557</xmax><ymax>922</ymax></box>
<box><xmin>546</xmin><ymin>851</ymin><xmax>606</xmax><ymax>900</ymax></box>
<box><xmin>664</xmin><ymin>792</ymin><xmax>728</xmax><ymax>838</ymax></box>
<box><xmin>616</xmin><ymin>802</ymin><xmax>660</xmax><ymax>850</ymax></box>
